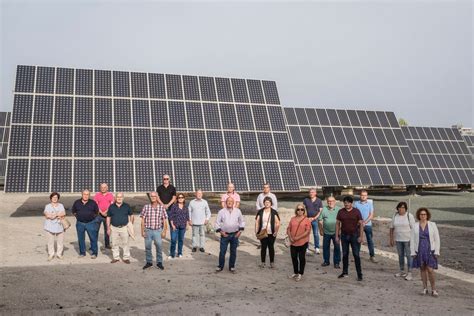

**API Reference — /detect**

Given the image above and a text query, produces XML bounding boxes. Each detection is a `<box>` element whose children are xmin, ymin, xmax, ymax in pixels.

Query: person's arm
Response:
<box><xmin>204</xmin><ymin>202</ymin><xmax>211</xmax><ymax>224</ymax></box>
<box><xmin>335</xmin><ymin>219</ymin><xmax>341</xmax><ymax>243</ymax></box>
<box><xmin>357</xmin><ymin>219</ymin><xmax>364</xmax><ymax>243</ymax></box>
<box><xmin>71</xmin><ymin>202</ymin><xmax>77</xmax><ymax>217</ymax></box>
<box><xmin>389</xmin><ymin>216</ymin><xmax>395</xmax><ymax>246</ymax></box>
<box><xmin>166</xmin><ymin>195</ymin><xmax>177</xmax><ymax>209</ymax></box>
<box><xmin>220</xmin><ymin>197</ymin><xmax>226</xmax><ymax>209</ymax></box>
<box><xmin>318</xmin><ymin>219</ymin><xmax>324</xmax><ymax>236</ymax></box>
<box><xmin>286</xmin><ymin>220</ymin><xmax>292</xmax><ymax>241</ymax></box>
<box><xmin>432</xmin><ymin>222</ymin><xmax>440</xmax><ymax>256</ymax></box>
<box><xmin>106</xmin><ymin>216</ymin><xmax>111</xmax><ymax>236</ymax></box>
<box><xmin>235</xmin><ymin>201</ymin><xmax>241</xmax><ymax>209</ymax></box>
<box><xmin>129</xmin><ymin>206</ymin><xmax>135</xmax><ymax>224</ymax></box>
<box><xmin>236</xmin><ymin>210</ymin><xmax>245</xmax><ymax>238</ymax></box>
<box><xmin>365</xmin><ymin>202</ymin><xmax>374</xmax><ymax>225</ymax></box>
<box><xmin>274</xmin><ymin>215</ymin><xmax>280</xmax><ymax>236</ymax></box>
<box><xmin>410</xmin><ymin>225</ymin><xmax>416</xmax><ymax>257</ymax></box>
<box><xmin>256</xmin><ymin>195</ymin><xmax>261</xmax><ymax>211</ymax></box>
<box><xmin>215</xmin><ymin>211</ymin><xmax>227</xmax><ymax>237</ymax></box>
<box><xmin>273</xmin><ymin>195</ymin><xmax>278</xmax><ymax>210</ymax></box>
<box><xmin>255</xmin><ymin>215</ymin><xmax>260</xmax><ymax>234</ymax></box>
<box><xmin>141</xmin><ymin>217</ymin><xmax>146</xmax><ymax>238</ymax></box>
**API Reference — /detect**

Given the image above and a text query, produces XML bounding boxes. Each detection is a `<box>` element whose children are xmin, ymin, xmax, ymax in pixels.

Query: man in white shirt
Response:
<box><xmin>188</xmin><ymin>189</ymin><xmax>211</xmax><ymax>253</ymax></box>
<box><xmin>255</xmin><ymin>183</ymin><xmax>278</xmax><ymax>211</ymax></box>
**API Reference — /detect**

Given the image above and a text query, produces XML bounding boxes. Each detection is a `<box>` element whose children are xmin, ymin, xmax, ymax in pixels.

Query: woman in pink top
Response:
<box><xmin>286</xmin><ymin>203</ymin><xmax>311</xmax><ymax>281</ymax></box>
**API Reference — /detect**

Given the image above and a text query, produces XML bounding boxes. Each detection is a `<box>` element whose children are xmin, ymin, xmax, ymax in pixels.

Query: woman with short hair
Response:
<box><xmin>44</xmin><ymin>192</ymin><xmax>66</xmax><ymax>261</ymax></box>
<box><xmin>411</xmin><ymin>207</ymin><xmax>440</xmax><ymax>297</ymax></box>
<box><xmin>389</xmin><ymin>201</ymin><xmax>416</xmax><ymax>280</ymax></box>
<box><xmin>255</xmin><ymin>196</ymin><xmax>280</xmax><ymax>268</ymax></box>
<box><xmin>168</xmin><ymin>193</ymin><xmax>190</xmax><ymax>259</ymax></box>
<box><xmin>286</xmin><ymin>204</ymin><xmax>311</xmax><ymax>281</ymax></box>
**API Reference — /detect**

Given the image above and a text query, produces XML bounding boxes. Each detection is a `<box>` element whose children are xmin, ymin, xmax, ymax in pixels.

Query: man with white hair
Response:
<box><xmin>188</xmin><ymin>189</ymin><xmax>211</xmax><ymax>253</ymax></box>
<box><xmin>220</xmin><ymin>182</ymin><xmax>240</xmax><ymax>209</ymax></box>
<box><xmin>107</xmin><ymin>193</ymin><xmax>134</xmax><ymax>264</ymax></box>
<box><xmin>94</xmin><ymin>183</ymin><xmax>114</xmax><ymax>249</ymax></box>
<box><xmin>72</xmin><ymin>189</ymin><xmax>100</xmax><ymax>259</ymax></box>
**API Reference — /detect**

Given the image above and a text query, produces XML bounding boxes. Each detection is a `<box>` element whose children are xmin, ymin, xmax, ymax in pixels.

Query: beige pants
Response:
<box><xmin>47</xmin><ymin>231</ymin><xmax>64</xmax><ymax>256</ymax></box>
<box><xmin>111</xmin><ymin>225</ymin><xmax>130</xmax><ymax>260</ymax></box>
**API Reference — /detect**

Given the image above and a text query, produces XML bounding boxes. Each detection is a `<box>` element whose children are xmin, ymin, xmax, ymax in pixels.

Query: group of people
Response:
<box><xmin>43</xmin><ymin>178</ymin><xmax>441</xmax><ymax>296</ymax></box>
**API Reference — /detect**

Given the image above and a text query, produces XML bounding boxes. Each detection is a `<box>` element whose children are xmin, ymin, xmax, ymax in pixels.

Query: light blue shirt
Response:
<box><xmin>354</xmin><ymin>200</ymin><xmax>374</xmax><ymax>226</ymax></box>
<box><xmin>43</xmin><ymin>203</ymin><xmax>66</xmax><ymax>233</ymax></box>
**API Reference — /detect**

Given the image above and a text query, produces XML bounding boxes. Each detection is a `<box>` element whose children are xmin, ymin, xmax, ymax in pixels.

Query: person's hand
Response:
<box><xmin>188</xmin><ymin>220</ymin><xmax>193</xmax><ymax>226</ymax></box>
<box><xmin>161</xmin><ymin>230</ymin><xmax>166</xmax><ymax>238</ymax></box>
<box><xmin>273</xmin><ymin>232</ymin><xmax>278</xmax><ymax>237</ymax></box>
<box><xmin>335</xmin><ymin>237</ymin><xmax>340</xmax><ymax>244</ymax></box>
<box><xmin>236</xmin><ymin>231</ymin><xmax>242</xmax><ymax>238</ymax></box>
<box><xmin>107</xmin><ymin>228</ymin><xmax>111</xmax><ymax>236</ymax></box>
<box><xmin>142</xmin><ymin>231</ymin><xmax>146</xmax><ymax>238</ymax></box>
<box><xmin>389</xmin><ymin>240</ymin><xmax>394</xmax><ymax>247</ymax></box>
<box><xmin>171</xmin><ymin>224</ymin><xmax>176</xmax><ymax>231</ymax></box>
<box><xmin>220</xmin><ymin>231</ymin><xmax>228</xmax><ymax>238</ymax></box>
<box><xmin>204</xmin><ymin>219</ymin><xmax>209</xmax><ymax>225</ymax></box>
<box><xmin>357</xmin><ymin>236</ymin><xmax>362</xmax><ymax>244</ymax></box>
<box><xmin>319</xmin><ymin>230</ymin><xmax>324</xmax><ymax>236</ymax></box>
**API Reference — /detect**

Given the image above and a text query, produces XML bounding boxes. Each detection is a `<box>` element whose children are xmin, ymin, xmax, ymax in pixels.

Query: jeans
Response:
<box><xmin>170</xmin><ymin>227</ymin><xmax>186</xmax><ymax>257</ymax></box>
<box><xmin>322</xmin><ymin>233</ymin><xmax>341</xmax><ymax>265</ymax></box>
<box><xmin>290</xmin><ymin>242</ymin><xmax>308</xmax><ymax>275</ymax></box>
<box><xmin>97</xmin><ymin>215</ymin><xmax>110</xmax><ymax>247</ymax></box>
<box><xmin>76</xmin><ymin>218</ymin><xmax>99</xmax><ymax>256</ymax></box>
<box><xmin>364</xmin><ymin>225</ymin><xmax>375</xmax><ymax>257</ymax></box>
<box><xmin>144</xmin><ymin>228</ymin><xmax>163</xmax><ymax>264</ymax></box>
<box><xmin>218</xmin><ymin>233</ymin><xmax>239</xmax><ymax>270</ymax></box>
<box><xmin>396</xmin><ymin>241</ymin><xmax>412</xmax><ymax>272</ymax></box>
<box><xmin>260</xmin><ymin>235</ymin><xmax>276</xmax><ymax>263</ymax></box>
<box><xmin>308</xmin><ymin>220</ymin><xmax>320</xmax><ymax>249</ymax></box>
<box><xmin>192</xmin><ymin>225</ymin><xmax>206</xmax><ymax>249</ymax></box>
<box><xmin>341</xmin><ymin>234</ymin><xmax>362</xmax><ymax>278</ymax></box>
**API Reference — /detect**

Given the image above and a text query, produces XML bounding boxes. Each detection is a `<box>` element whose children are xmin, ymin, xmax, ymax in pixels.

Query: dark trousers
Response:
<box><xmin>323</xmin><ymin>233</ymin><xmax>341</xmax><ymax>265</ymax></box>
<box><xmin>290</xmin><ymin>242</ymin><xmax>308</xmax><ymax>275</ymax></box>
<box><xmin>97</xmin><ymin>215</ymin><xmax>110</xmax><ymax>247</ymax></box>
<box><xmin>218</xmin><ymin>233</ymin><xmax>239</xmax><ymax>270</ymax></box>
<box><xmin>260</xmin><ymin>235</ymin><xmax>276</xmax><ymax>263</ymax></box>
<box><xmin>341</xmin><ymin>234</ymin><xmax>362</xmax><ymax>278</ymax></box>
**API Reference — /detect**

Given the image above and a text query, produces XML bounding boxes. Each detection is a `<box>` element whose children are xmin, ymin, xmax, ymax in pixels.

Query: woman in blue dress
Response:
<box><xmin>410</xmin><ymin>207</ymin><xmax>440</xmax><ymax>297</ymax></box>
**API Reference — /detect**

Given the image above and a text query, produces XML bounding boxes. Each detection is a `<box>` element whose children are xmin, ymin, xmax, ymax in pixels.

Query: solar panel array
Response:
<box><xmin>5</xmin><ymin>65</ymin><xmax>300</xmax><ymax>193</ymax></box>
<box><xmin>284</xmin><ymin>107</ymin><xmax>423</xmax><ymax>187</ymax></box>
<box><xmin>462</xmin><ymin>134</ymin><xmax>474</xmax><ymax>179</ymax></box>
<box><xmin>402</xmin><ymin>126</ymin><xmax>474</xmax><ymax>184</ymax></box>
<box><xmin>0</xmin><ymin>112</ymin><xmax>10</xmax><ymax>179</ymax></box>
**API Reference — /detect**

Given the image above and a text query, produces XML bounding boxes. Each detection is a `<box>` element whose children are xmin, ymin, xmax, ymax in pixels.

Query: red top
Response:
<box><xmin>288</xmin><ymin>216</ymin><xmax>311</xmax><ymax>246</ymax></box>
<box><xmin>336</xmin><ymin>208</ymin><xmax>363</xmax><ymax>235</ymax></box>
<box><xmin>94</xmin><ymin>192</ymin><xmax>114</xmax><ymax>214</ymax></box>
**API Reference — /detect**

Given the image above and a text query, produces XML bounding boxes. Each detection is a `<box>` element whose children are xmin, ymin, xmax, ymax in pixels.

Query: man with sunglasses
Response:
<box><xmin>156</xmin><ymin>174</ymin><xmax>177</xmax><ymax>211</ymax></box>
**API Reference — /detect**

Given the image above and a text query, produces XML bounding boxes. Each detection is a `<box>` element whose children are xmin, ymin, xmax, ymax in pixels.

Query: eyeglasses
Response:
<box><xmin>420</xmin><ymin>213</ymin><xmax>427</xmax><ymax>216</ymax></box>
<box><xmin>296</xmin><ymin>208</ymin><xmax>305</xmax><ymax>211</ymax></box>
<box><xmin>150</xmin><ymin>195</ymin><xmax>158</xmax><ymax>198</ymax></box>
<box><xmin>178</xmin><ymin>196</ymin><xmax>185</xmax><ymax>199</ymax></box>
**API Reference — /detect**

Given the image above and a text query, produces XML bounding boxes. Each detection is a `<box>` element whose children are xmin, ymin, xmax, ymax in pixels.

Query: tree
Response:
<box><xmin>398</xmin><ymin>118</ymin><xmax>408</xmax><ymax>126</ymax></box>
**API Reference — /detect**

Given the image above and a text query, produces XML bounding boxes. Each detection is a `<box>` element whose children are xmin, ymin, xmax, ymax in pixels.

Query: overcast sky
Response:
<box><xmin>1</xmin><ymin>0</ymin><xmax>472</xmax><ymax>128</ymax></box>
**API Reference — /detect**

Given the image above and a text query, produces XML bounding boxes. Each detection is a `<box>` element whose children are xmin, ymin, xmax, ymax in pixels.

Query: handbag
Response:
<box><xmin>256</xmin><ymin>212</ymin><xmax>271</xmax><ymax>240</ymax></box>
<box><xmin>60</xmin><ymin>217</ymin><xmax>71</xmax><ymax>231</ymax></box>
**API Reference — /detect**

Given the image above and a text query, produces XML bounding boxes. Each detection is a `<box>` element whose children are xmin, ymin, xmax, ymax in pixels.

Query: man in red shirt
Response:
<box><xmin>335</xmin><ymin>195</ymin><xmax>364</xmax><ymax>281</ymax></box>
<box><xmin>94</xmin><ymin>183</ymin><xmax>114</xmax><ymax>249</ymax></box>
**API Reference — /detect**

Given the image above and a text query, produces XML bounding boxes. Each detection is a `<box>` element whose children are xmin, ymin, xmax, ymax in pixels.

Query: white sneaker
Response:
<box><xmin>395</xmin><ymin>272</ymin><xmax>406</xmax><ymax>277</ymax></box>
<box><xmin>178</xmin><ymin>255</ymin><xmax>183</xmax><ymax>258</ymax></box>
<box><xmin>288</xmin><ymin>274</ymin><xmax>298</xmax><ymax>279</ymax></box>
<box><xmin>306</xmin><ymin>249</ymin><xmax>312</xmax><ymax>255</ymax></box>
<box><xmin>405</xmin><ymin>272</ymin><xmax>413</xmax><ymax>281</ymax></box>
<box><xmin>295</xmin><ymin>274</ymin><xmax>302</xmax><ymax>281</ymax></box>
<box><xmin>167</xmin><ymin>256</ymin><xmax>173</xmax><ymax>260</ymax></box>
<box><xmin>315</xmin><ymin>248</ymin><xmax>320</xmax><ymax>254</ymax></box>
<box><xmin>47</xmin><ymin>255</ymin><xmax>54</xmax><ymax>261</ymax></box>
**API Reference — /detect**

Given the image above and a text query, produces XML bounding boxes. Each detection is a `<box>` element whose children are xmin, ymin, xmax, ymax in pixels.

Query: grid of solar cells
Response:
<box><xmin>462</xmin><ymin>134</ymin><xmax>474</xmax><ymax>169</ymax></box>
<box><xmin>285</xmin><ymin>107</ymin><xmax>423</xmax><ymax>187</ymax></box>
<box><xmin>402</xmin><ymin>126</ymin><xmax>474</xmax><ymax>184</ymax></box>
<box><xmin>0</xmin><ymin>112</ymin><xmax>11</xmax><ymax>179</ymax></box>
<box><xmin>5</xmin><ymin>65</ymin><xmax>298</xmax><ymax>193</ymax></box>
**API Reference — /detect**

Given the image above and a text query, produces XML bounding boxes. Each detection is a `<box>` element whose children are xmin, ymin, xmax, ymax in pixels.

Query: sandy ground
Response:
<box><xmin>1</xmin><ymin>192</ymin><xmax>474</xmax><ymax>315</ymax></box>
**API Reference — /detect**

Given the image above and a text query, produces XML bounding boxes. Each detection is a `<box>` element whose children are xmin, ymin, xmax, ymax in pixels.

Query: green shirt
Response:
<box><xmin>318</xmin><ymin>206</ymin><xmax>339</xmax><ymax>235</ymax></box>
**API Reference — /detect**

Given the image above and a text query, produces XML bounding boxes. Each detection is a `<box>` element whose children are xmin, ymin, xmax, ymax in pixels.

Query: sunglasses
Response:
<box><xmin>297</xmin><ymin>208</ymin><xmax>305</xmax><ymax>211</ymax></box>
<box><xmin>163</xmin><ymin>178</ymin><xmax>170</xmax><ymax>180</ymax></box>
<box><xmin>178</xmin><ymin>196</ymin><xmax>185</xmax><ymax>199</ymax></box>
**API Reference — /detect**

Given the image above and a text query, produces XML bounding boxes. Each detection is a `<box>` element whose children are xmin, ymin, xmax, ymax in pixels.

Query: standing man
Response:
<box><xmin>140</xmin><ymin>192</ymin><xmax>168</xmax><ymax>270</ymax></box>
<box><xmin>107</xmin><ymin>192</ymin><xmax>134</xmax><ymax>264</ymax></box>
<box><xmin>354</xmin><ymin>190</ymin><xmax>377</xmax><ymax>263</ymax></box>
<box><xmin>318</xmin><ymin>196</ymin><xmax>341</xmax><ymax>268</ymax></box>
<box><xmin>220</xmin><ymin>182</ymin><xmax>240</xmax><ymax>209</ymax></box>
<box><xmin>303</xmin><ymin>188</ymin><xmax>323</xmax><ymax>254</ymax></box>
<box><xmin>215</xmin><ymin>197</ymin><xmax>245</xmax><ymax>273</ymax></box>
<box><xmin>156</xmin><ymin>174</ymin><xmax>177</xmax><ymax>211</ymax></box>
<box><xmin>256</xmin><ymin>183</ymin><xmax>278</xmax><ymax>211</ymax></box>
<box><xmin>188</xmin><ymin>189</ymin><xmax>211</xmax><ymax>253</ymax></box>
<box><xmin>336</xmin><ymin>196</ymin><xmax>364</xmax><ymax>281</ymax></box>
<box><xmin>72</xmin><ymin>189</ymin><xmax>100</xmax><ymax>259</ymax></box>
<box><xmin>94</xmin><ymin>183</ymin><xmax>114</xmax><ymax>249</ymax></box>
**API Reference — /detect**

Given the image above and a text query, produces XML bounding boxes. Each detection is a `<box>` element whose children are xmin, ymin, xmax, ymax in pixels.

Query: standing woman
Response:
<box><xmin>255</xmin><ymin>196</ymin><xmax>280</xmax><ymax>268</ymax></box>
<box><xmin>286</xmin><ymin>204</ymin><xmax>311</xmax><ymax>281</ymax></box>
<box><xmin>168</xmin><ymin>193</ymin><xmax>190</xmax><ymax>259</ymax></box>
<box><xmin>389</xmin><ymin>201</ymin><xmax>416</xmax><ymax>280</ymax></box>
<box><xmin>44</xmin><ymin>192</ymin><xmax>66</xmax><ymax>261</ymax></box>
<box><xmin>411</xmin><ymin>208</ymin><xmax>441</xmax><ymax>297</ymax></box>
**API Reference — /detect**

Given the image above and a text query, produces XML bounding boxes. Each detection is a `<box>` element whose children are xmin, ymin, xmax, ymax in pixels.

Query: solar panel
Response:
<box><xmin>403</xmin><ymin>126</ymin><xmax>474</xmax><ymax>184</ymax></box>
<box><xmin>285</xmin><ymin>107</ymin><xmax>423</xmax><ymax>187</ymax></box>
<box><xmin>461</xmin><ymin>134</ymin><xmax>474</xmax><ymax>175</ymax></box>
<box><xmin>5</xmin><ymin>65</ymin><xmax>299</xmax><ymax>193</ymax></box>
<box><xmin>0</xmin><ymin>112</ymin><xmax>11</xmax><ymax>179</ymax></box>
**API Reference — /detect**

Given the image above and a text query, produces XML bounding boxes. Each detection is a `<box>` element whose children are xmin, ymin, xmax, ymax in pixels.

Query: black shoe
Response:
<box><xmin>192</xmin><ymin>248</ymin><xmax>197</xmax><ymax>253</ymax></box>
<box><xmin>334</xmin><ymin>264</ymin><xmax>340</xmax><ymax>269</ymax></box>
<box><xmin>199</xmin><ymin>248</ymin><xmax>205</xmax><ymax>253</ymax></box>
<box><xmin>357</xmin><ymin>276</ymin><xmax>363</xmax><ymax>281</ymax></box>
<box><xmin>143</xmin><ymin>262</ymin><xmax>153</xmax><ymax>270</ymax></box>
<box><xmin>321</xmin><ymin>262</ymin><xmax>330</xmax><ymax>267</ymax></box>
<box><xmin>105</xmin><ymin>245</ymin><xmax>112</xmax><ymax>250</ymax></box>
<box><xmin>338</xmin><ymin>273</ymin><xmax>348</xmax><ymax>279</ymax></box>
<box><xmin>157</xmin><ymin>262</ymin><xmax>164</xmax><ymax>270</ymax></box>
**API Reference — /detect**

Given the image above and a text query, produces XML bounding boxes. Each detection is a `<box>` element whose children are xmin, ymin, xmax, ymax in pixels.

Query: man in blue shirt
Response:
<box><xmin>303</xmin><ymin>188</ymin><xmax>323</xmax><ymax>254</ymax></box>
<box><xmin>354</xmin><ymin>190</ymin><xmax>377</xmax><ymax>263</ymax></box>
<box><xmin>72</xmin><ymin>189</ymin><xmax>100</xmax><ymax>259</ymax></box>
